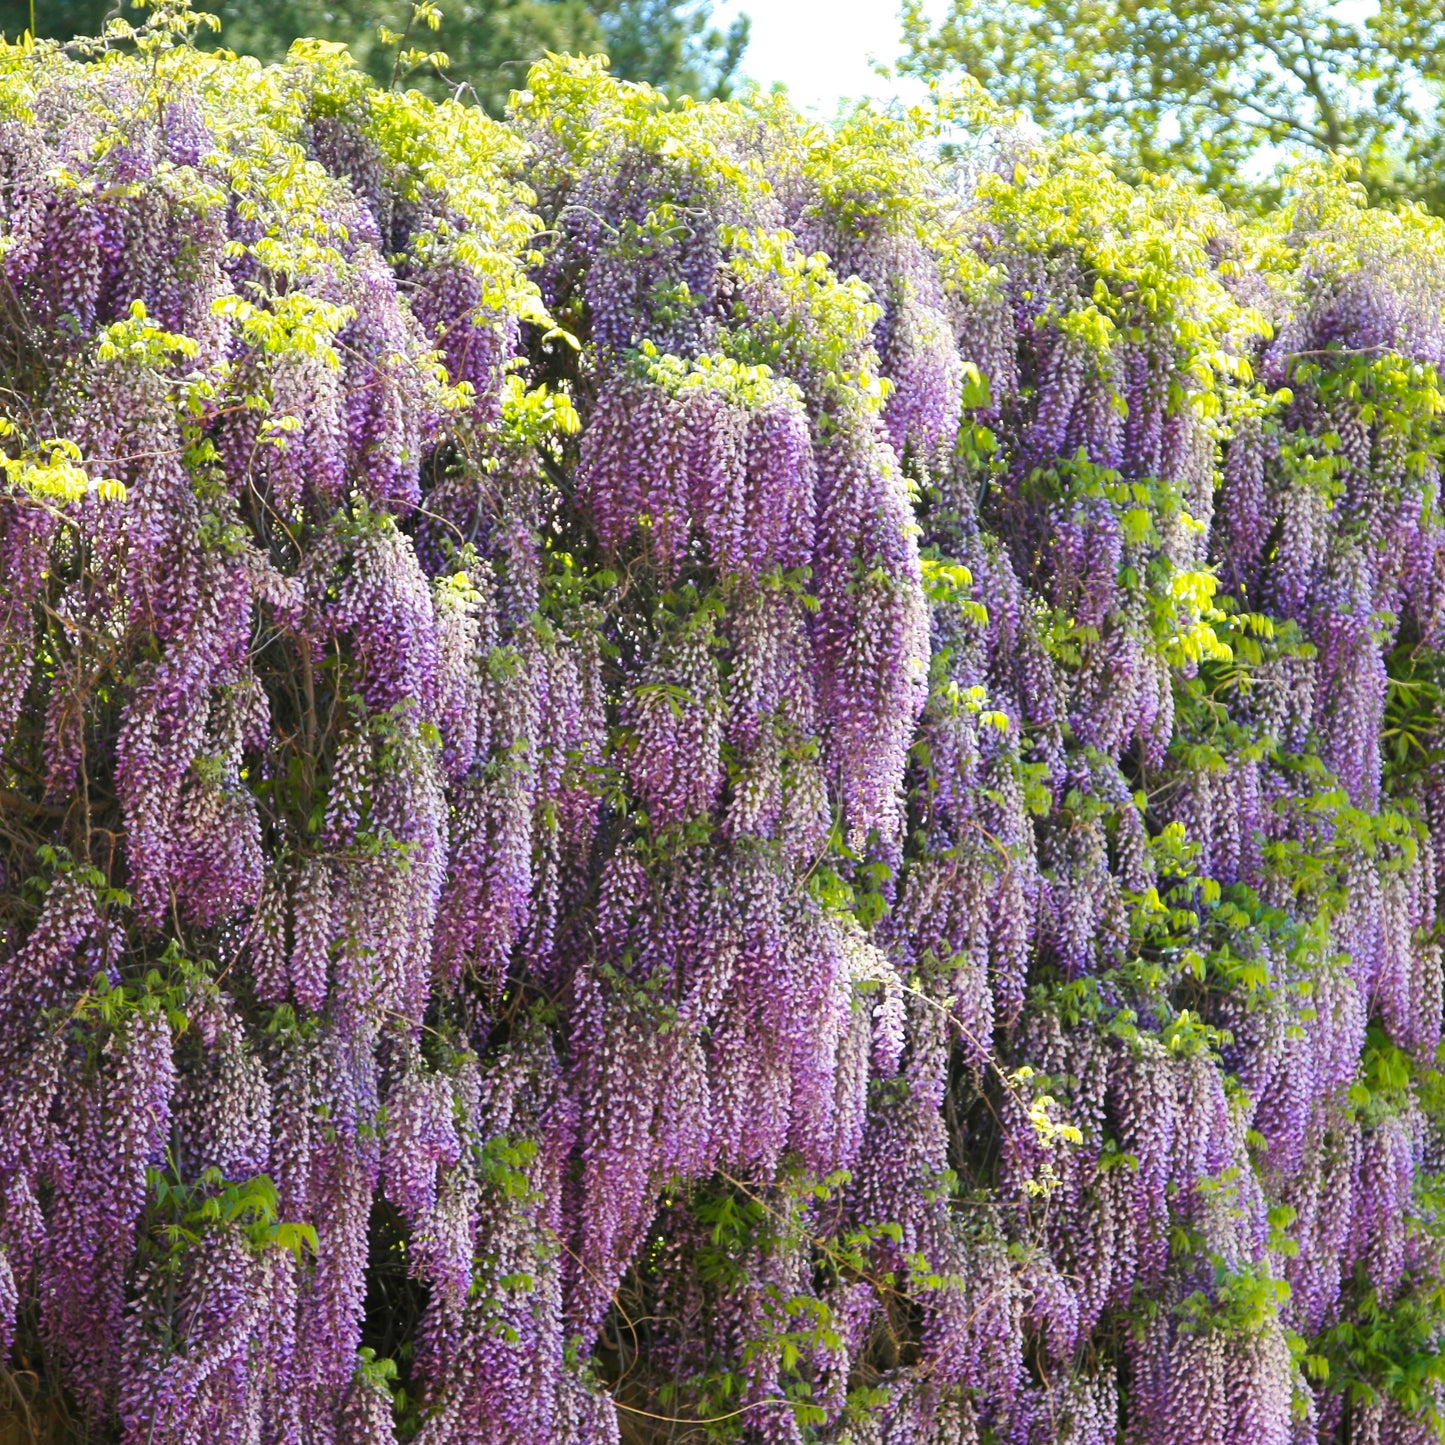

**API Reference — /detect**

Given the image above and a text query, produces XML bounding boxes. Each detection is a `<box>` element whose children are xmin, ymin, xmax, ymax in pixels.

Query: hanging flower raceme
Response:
<box><xmin>2</xmin><ymin>22</ymin><xmax>1445</xmax><ymax>1445</ymax></box>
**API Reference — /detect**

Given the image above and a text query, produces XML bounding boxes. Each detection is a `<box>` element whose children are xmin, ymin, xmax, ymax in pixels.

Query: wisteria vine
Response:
<box><xmin>2</xmin><ymin>7</ymin><xmax>1445</xmax><ymax>1444</ymax></box>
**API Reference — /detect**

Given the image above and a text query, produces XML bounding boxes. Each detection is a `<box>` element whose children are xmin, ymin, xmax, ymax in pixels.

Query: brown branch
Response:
<box><xmin>0</xmin><ymin>788</ymin><xmax>66</xmax><ymax>820</ymax></box>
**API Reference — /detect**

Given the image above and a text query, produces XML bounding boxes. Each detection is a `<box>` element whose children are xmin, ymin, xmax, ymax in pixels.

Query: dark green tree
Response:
<box><xmin>2</xmin><ymin>0</ymin><xmax>749</xmax><ymax>112</ymax></box>
<box><xmin>593</xmin><ymin>0</ymin><xmax>748</xmax><ymax>99</ymax></box>
<box><xmin>899</xmin><ymin>0</ymin><xmax>1445</xmax><ymax>210</ymax></box>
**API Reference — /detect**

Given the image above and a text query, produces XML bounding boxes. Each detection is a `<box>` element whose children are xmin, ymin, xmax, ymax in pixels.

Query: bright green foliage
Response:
<box><xmin>2</xmin><ymin>0</ymin><xmax>749</xmax><ymax>113</ymax></box>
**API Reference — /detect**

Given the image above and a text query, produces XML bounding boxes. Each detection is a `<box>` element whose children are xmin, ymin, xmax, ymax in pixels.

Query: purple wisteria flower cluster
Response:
<box><xmin>2</xmin><ymin>20</ymin><xmax>1445</xmax><ymax>1445</ymax></box>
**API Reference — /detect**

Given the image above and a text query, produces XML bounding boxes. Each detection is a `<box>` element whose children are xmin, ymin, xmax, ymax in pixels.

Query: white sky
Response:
<box><xmin>711</xmin><ymin>0</ymin><xmax>954</xmax><ymax>118</ymax></box>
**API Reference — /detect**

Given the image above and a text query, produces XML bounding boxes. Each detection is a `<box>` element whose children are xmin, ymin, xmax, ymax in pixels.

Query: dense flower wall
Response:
<box><xmin>3</xmin><ymin>7</ymin><xmax>1445</xmax><ymax>1443</ymax></box>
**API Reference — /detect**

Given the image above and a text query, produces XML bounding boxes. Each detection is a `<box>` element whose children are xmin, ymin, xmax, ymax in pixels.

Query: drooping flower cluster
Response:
<box><xmin>2</xmin><ymin>16</ymin><xmax>1445</xmax><ymax>1445</ymax></box>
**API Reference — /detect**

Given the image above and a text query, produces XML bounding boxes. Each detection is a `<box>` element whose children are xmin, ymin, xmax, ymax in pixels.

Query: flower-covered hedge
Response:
<box><xmin>3</xmin><ymin>6</ymin><xmax>1445</xmax><ymax>1443</ymax></box>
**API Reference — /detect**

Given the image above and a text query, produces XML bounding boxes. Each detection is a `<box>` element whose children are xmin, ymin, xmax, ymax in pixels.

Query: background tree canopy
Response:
<box><xmin>0</xmin><ymin>0</ymin><xmax>749</xmax><ymax>112</ymax></box>
<box><xmin>900</xmin><ymin>0</ymin><xmax>1445</xmax><ymax>212</ymax></box>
